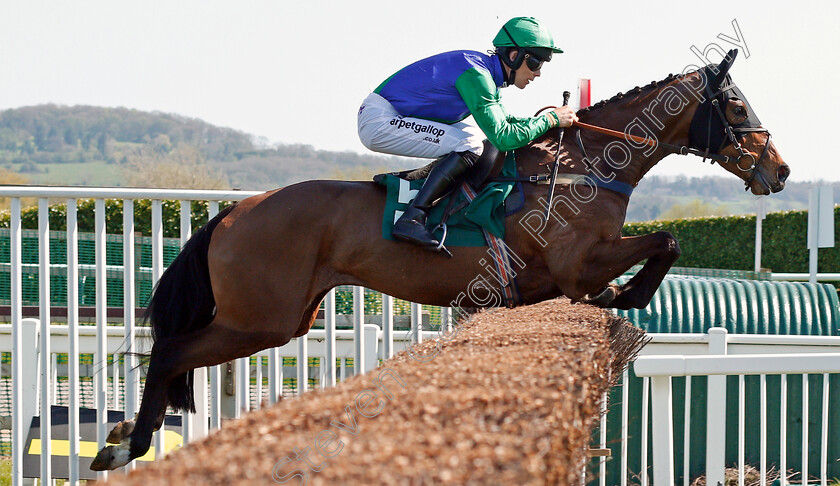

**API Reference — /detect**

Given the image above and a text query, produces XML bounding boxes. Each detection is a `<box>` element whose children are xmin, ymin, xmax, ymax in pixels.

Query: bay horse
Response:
<box><xmin>91</xmin><ymin>49</ymin><xmax>788</xmax><ymax>470</ymax></box>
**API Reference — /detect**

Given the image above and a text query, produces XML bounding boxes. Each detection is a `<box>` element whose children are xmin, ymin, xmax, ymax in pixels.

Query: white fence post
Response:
<box><xmin>755</xmin><ymin>197</ymin><xmax>765</xmax><ymax>272</ymax></box>
<box><xmin>382</xmin><ymin>294</ymin><xmax>394</xmax><ymax>360</ymax></box>
<box><xmin>236</xmin><ymin>356</ymin><xmax>249</xmax><ymax>416</ymax></box>
<box><xmin>363</xmin><ymin>324</ymin><xmax>380</xmax><ymax>373</ymax></box>
<box><xmin>151</xmin><ymin>198</ymin><xmax>166</xmax><ymax>459</ymax></box>
<box><xmin>353</xmin><ymin>286</ymin><xmax>365</xmax><ymax>375</ymax></box>
<box><xmin>37</xmin><ymin>198</ymin><xmax>52</xmax><ymax>482</ymax></box>
<box><xmin>641</xmin><ymin>377</ymin><xmax>650</xmax><ymax>486</ymax></box>
<box><xmin>801</xmin><ymin>373</ymin><xmax>809</xmax><ymax>485</ymax></box>
<box><xmin>706</xmin><ymin>327</ymin><xmax>728</xmax><ymax>486</ymax></box>
<box><xmin>268</xmin><ymin>347</ymin><xmax>281</xmax><ymax>402</ymax></box>
<box><xmin>20</xmin><ymin>318</ymin><xmax>40</xmax><ymax>458</ymax></box>
<box><xmin>297</xmin><ymin>336</ymin><xmax>308</xmax><ymax>395</ymax></box>
<box><xmin>254</xmin><ymin>356</ymin><xmax>263</xmax><ymax>408</ymax></box>
<box><xmin>206</xmin><ymin>201</ymin><xmax>224</xmax><ymax>425</ymax></box>
<box><xmin>67</xmin><ymin>198</ymin><xmax>81</xmax><ymax>485</ymax></box>
<box><xmin>123</xmin><ymin>199</ymin><xmax>138</xmax><ymax>428</ymax></box>
<box><xmin>94</xmin><ymin>198</ymin><xmax>107</xmax><ymax>482</ymax></box>
<box><xmin>410</xmin><ymin>302</ymin><xmax>423</xmax><ymax>345</ymax></box>
<box><xmin>820</xmin><ymin>373</ymin><xmax>830</xmax><ymax>485</ymax></box>
<box><xmin>324</xmin><ymin>289</ymin><xmax>337</xmax><ymax>387</ymax></box>
<box><xmin>620</xmin><ymin>369</ymin><xmax>629</xmax><ymax>486</ymax></box>
<box><xmin>781</xmin><ymin>373</ymin><xmax>788</xmax><ymax>486</ymax></box>
<box><xmin>10</xmin><ymin>197</ymin><xmax>23</xmax><ymax>486</ymax></box>
<box><xmin>650</xmin><ymin>375</ymin><xmax>675</xmax><ymax>486</ymax></box>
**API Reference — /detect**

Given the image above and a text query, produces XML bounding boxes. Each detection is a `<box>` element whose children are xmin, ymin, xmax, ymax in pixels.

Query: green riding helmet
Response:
<box><xmin>493</xmin><ymin>17</ymin><xmax>563</xmax><ymax>77</ymax></box>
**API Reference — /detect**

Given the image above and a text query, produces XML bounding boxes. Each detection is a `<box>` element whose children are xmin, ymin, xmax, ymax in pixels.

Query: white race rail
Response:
<box><xmin>770</xmin><ymin>273</ymin><xmax>840</xmax><ymax>282</ymax></box>
<box><xmin>0</xmin><ymin>186</ymin><xmax>448</xmax><ymax>486</ymax></box>
<box><xmin>634</xmin><ymin>328</ymin><xmax>840</xmax><ymax>486</ymax></box>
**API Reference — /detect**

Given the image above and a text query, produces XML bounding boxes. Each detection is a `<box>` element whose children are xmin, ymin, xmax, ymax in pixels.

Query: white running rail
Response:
<box><xmin>0</xmin><ymin>185</ymin><xmax>447</xmax><ymax>485</ymax></box>
<box><xmin>635</xmin><ymin>328</ymin><xmax>840</xmax><ymax>486</ymax></box>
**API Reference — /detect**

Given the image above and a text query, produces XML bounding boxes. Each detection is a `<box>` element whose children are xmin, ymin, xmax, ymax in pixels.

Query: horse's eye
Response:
<box><xmin>734</xmin><ymin>106</ymin><xmax>747</xmax><ymax>116</ymax></box>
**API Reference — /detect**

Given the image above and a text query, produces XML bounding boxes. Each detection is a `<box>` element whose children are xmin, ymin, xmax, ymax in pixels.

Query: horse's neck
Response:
<box><xmin>572</xmin><ymin>76</ymin><xmax>702</xmax><ymax>187</ymax></box>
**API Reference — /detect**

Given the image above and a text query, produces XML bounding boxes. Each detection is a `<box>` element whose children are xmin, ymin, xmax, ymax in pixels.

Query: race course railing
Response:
<box><xmin>0</xmin><ymin>186</ymin><xmax>448</xmax><ymax>485</ymax></box>
<box><xmin>4</xmin><ymin>186</ymin><xmax>839</xmax><ymax>486</ymax></box>
<box><xmin>629</xmin><ymin>329</ymin><xmax>840</xmax><ymax>486</ymax></box>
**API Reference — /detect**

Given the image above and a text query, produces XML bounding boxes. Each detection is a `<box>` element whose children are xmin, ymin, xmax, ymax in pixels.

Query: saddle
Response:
<box><xmin>373</xmin><ymin>149</ymin><xmax>526</xmax><ymax>307</ymax></box>
<box><xmin>374</xmin><ymin>148</ymin><xmax>525</xmax><ymax>245</ymax></box>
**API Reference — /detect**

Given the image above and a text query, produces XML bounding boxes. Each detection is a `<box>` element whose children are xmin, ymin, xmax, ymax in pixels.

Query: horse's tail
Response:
<box><xmin>146</xmin><ymin>204</ymin><xmax>236</xmax><ymax>412</ymax></box>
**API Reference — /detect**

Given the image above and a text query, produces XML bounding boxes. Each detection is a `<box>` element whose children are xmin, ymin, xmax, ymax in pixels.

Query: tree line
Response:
<box><xmin>0</xmin><ymin>104</ymin><xmax>409</xmax><ymax>189</ymax></box>
<box><xmin>0</xmin><ymin>104</ymin><xmax>253</xmax><ymax>165</ymax></box>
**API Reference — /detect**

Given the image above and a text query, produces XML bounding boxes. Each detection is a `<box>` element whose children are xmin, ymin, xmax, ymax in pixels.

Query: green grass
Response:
<box><xmin>25</xmin><ymin>161</ymin><xmax>123</xmax><ymax>186</ymax></box>
<box><xmin>0</xmin><ymin>458</ymin><xmax>9</xmax><ymax>486</ymax></box>
<box><xmin>0</xmin><ymin>458</ymin><xmax>79</xmax><ymax>485</ymax></box>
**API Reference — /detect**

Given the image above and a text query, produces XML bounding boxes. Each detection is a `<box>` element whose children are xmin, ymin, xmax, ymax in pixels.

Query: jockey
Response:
<box><xmin>357</xmin><ymin>16</ymin><xmax>578</xmax><ymax>252</ymax></box>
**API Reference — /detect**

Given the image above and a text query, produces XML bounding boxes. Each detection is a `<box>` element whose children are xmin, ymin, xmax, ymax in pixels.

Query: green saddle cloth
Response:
<box><xmin>378</xmin><ymin>152</ymin><xmax>518</xmax><ymax>247</ymax></box>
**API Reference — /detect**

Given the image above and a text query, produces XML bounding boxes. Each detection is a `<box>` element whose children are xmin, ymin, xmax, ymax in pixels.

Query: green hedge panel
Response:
<box><xmin>623</xmin><ymin>207</ymin><xmax>840</xmax><ymax>274</ymax></box>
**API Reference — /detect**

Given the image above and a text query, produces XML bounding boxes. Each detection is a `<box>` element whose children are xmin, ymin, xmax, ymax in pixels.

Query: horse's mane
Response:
<box><xmin>577</xmin><ymin>66</ymin><xmax>707</xmax><ymax>115</ymax></box>
<box><xmin>525</xmin><ymin>66</ymin><xmax>710</xmax><ymax>157</ymax></box>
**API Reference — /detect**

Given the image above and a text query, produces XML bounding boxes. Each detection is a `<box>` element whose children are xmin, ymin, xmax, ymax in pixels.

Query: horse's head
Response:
<box><xmin>689</xmin><ymin>49</ymin><xmax>790</xmax><ymax>195</ymax></box>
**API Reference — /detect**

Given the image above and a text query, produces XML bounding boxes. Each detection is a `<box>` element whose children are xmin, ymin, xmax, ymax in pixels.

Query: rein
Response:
<box><xmin>573</xmin><ymin>120</ymin><xmax>734</xmax><ymax>164</ymax></box>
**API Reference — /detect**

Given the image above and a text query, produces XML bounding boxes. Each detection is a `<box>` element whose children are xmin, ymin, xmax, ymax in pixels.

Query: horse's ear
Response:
<box><xmin>713</xmin><ymin>49</ymin><xmax>738</xmax><ymax>87</ymax></box>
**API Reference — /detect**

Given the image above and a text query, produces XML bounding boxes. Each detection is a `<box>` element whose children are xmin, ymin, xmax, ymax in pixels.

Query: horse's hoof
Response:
<box><xmin>106</xmin><ymin>419</ymin><xmax>135</xmax><ymax>444</ymax></box>
<box><xmin>583</xmin><ymin>285</ymin><xmax>618</xmax><ymax>307</ymax></box>
<box><xmin>90</xmin><ymin>444</ymin><xmax>132</xmax><ymax>471</ymax></box>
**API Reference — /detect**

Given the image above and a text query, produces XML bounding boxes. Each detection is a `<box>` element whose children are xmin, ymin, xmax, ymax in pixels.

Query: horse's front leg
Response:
<box><xmin>577</xmin><ymin>231</ymin><xmax>680</xmax><ymax>310</ymax></box>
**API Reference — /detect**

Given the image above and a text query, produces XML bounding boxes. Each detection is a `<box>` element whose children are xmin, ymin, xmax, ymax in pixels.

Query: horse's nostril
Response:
<box><xmin>777</xmin><ymin>164</ymin><xmax>790</xmax><ymax>183</ymax></box>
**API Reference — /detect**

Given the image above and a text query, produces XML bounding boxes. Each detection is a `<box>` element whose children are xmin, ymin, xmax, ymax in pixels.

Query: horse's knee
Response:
<box><xmin>655</xmin><ymin>231</ymin><xmax>681</xmax><ymax>262</ymax></box>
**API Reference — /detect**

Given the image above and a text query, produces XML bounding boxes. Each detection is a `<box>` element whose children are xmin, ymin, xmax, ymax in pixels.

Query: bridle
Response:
<box><xmin>690</xmin><ymin>67</ymin><xmax>773</xmax><ymax>190</ymax></box>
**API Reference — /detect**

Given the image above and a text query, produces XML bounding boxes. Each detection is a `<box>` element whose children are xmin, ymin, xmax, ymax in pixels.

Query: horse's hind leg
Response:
<box><xmin>91</xmin><ymin>322</ymin><xmax>287</xmax><ymax>470</ymax></box>
<box><xmin>106</xmin><ymin>406</ymin><xmax>167</xmax><ymax>444</ymax></box>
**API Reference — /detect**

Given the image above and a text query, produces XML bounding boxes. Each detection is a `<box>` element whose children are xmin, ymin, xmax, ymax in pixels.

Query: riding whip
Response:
<box><xmin>545</xmin><ymin>91</ymin><xmax>571</xmax><ymax>222</ymax></box>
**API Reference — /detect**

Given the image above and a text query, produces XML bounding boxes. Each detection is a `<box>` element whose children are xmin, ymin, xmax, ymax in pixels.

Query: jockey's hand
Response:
<box><xmin>551</xmin><ymin>106</ymin><xmax>578</xmax><ymax>128</ymax></box>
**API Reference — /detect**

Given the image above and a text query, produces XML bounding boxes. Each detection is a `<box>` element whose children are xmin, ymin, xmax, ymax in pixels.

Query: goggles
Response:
<box><xmin>524</xmin><ymin>53</ymin><xmax>546</xmax><ymax>72</ymax></box>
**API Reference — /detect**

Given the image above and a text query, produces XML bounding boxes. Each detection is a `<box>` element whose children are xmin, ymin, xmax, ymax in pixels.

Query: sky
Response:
<box><xmin>2</xmin><ymin>0</ymin><xmax>839</xmax><ymax>183</ymax></box>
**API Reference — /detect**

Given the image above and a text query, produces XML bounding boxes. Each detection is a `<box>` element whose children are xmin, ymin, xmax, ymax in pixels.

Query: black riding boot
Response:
<box><xmin>392</xmin><ymin>151</ymin><xmax>473</xmax><ymax>250</ymax></box>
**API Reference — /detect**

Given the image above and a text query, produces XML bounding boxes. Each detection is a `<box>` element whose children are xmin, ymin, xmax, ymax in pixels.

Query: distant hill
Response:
<box><xmin>0</xmin><ymin>104</ymin><xmax>834</xmax><ymax>220</ymax></box>
<box><xmin>625</xmin><ymin>175</ymin><xmax>838</xmax><ymax>221</ymax></box>
<box><xmin>0</xmin><ymin>105</ymin><xmax>410</xmax><ymax>188</ymax></box>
